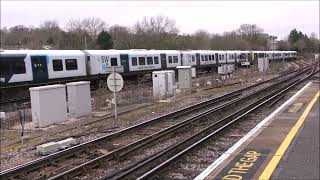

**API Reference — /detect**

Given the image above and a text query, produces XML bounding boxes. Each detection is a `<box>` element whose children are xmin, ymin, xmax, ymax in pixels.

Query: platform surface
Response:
<box><xmin>195</xmin><ymin>82</ymin><xmax>319</xmax><ymax>180</ymax></box>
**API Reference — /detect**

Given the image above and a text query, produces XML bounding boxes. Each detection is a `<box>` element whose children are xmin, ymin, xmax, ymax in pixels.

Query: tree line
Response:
<box><xmin>1</xmin><ymin>16</ymin><xmax>319</xmax><ymax>53</ymax></box>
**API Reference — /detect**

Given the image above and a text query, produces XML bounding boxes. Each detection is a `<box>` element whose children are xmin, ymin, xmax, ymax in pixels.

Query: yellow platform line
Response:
<box><xmin>259</xmin><ymin>91</ymin><xmax>320</xmax><ymax>180</ymax></box>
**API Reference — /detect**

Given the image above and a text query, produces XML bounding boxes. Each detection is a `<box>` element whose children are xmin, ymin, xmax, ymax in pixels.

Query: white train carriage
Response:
<box><xmin>0</xmin><ymin>50</ymin><xmax>32</xmax><ymax>84</ymax></box>
<box><xmin>232</xmin><ymin>51</ymin><xmax>242</xmax><ymax>65</ymax></box>
<box><xmin>152</xmin><ymin>50</ymin><xmax>182</xmax><ymax>69</ymax></box>
<box><xmin>0</xmin><ymin>50</ymin><xmax>86</xmax><ymax>85</ymax></box>
<box><xmin>226</xmin><ymin>51</ymin><xmax>236</xmax><ymax>64</ymax></box>
<box><xmin>83</xmin><ymin>50</ymin><xmax>123</xmax><ymax>75</ymax></box>
<box><xmin>198</xmin><ymin>50</ymin><xmax>217</xmax><ymax>67</ymax></box>
<box><xmin>236</xmin><ymin>51</ymin><xmax>250</xmax><ymax>64</ymax></box>
<box><xmin>272</xmin><ymin>51</ymin><xmax>281</xmax><ymax>60</ymax></box>
<box><xmin>126</xmin><ymin>50</ymin><xmax>162</xmax><ymax>72</ymax></box>
<box><xmin>84</xmin><ymin>49</ymin><xmax>176</xmax><ymax>75</ymax></box>
<box><xmin>216</xmin><ymin>51</ymin><xmax>227</xmax><ymax>64</ymax></box>
<box><xmin>181</xmin><ymin>51</ymin><xmax>197</xmax><ymax>67</ymax></box>
<box><xmin>289</xmin><ymin>51</ymin><xmax>297</xmax><ymax>59</ymax></box>
<box><xmin>43</xmin><ymin>50</ymin><xmax>86</xmax><ymax>79</ymax></box>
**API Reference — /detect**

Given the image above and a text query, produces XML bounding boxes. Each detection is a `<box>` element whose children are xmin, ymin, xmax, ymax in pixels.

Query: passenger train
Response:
<box><xmin>0</xmin><ymin>49</ymin><xmax>297</xmax><ymax>86</ymax></box>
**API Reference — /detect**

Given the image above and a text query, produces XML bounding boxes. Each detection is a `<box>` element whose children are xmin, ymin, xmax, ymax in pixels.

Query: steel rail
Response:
<box><xmin>0</xmin><ymin>66</ymin><xmax>307</xmax><ymax>179</ymax></box>
<box><xmin>114</xmin><ymin>68</ymin><xmax>317</xmax><ymax>180</ymax></box>
<box><xmin>48</xmin><ymin>67</ymin><xmax>311</xmax><ymax>179</ymax></box>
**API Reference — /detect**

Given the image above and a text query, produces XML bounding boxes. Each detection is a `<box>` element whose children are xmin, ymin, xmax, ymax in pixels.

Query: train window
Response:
<box><xmin>65</xmin><ymin>59</ymin><xmax>78</xmax><ymax>70</ymax></box>
<box><xmin>205</xmin><ymin>55</ymin><xmax>208</xmax><ymax>61</ymax></box>
<box><xmin>209</xmin><ymin>55</ymin><xmax>212</xmax><ymax>61</ymax></box>
<box><xmin>258</xmin><ymin>53</ymin><xmax>264</xmax><ymax>58</ymax></box>
<box><xmin>147</xmin><ymin>57</ymin><xmax>153</xmax><ymax>65</ymax></box>
<box><xmin>219</xmin><ymin>55</ymin><xmax>221</xmax><ymax>60</ymax></box>
<box><xmin>0</xmin><ymin>60</ymin><xmax>9</xmax><ymax>75</ymax></box>
<box><xmin>139</xmin><ymin>57</ymin><xmax>146</xmax><ymax>65</ymax></box>
<box><xmin>13</xmin><ymin>60</ymin><xmax>26</xmax><ymax>74</ymax></box>
<box><xmin>110</xmin><ymin>58</ymin><xmax>118</xmax><ymax>66</ymax></box>
<box><xmin>201</xmin><ymin>55</ymin><xmax>204</xmax><ymax>61</ymax></box>
<box><xmin>52</xmin><ymin>59</ymin><xmax>63</xmax><ymax>71</ymax></box>
<box><xmin>192</xmin><ymin>56</ymin><xmax>195</xmax><ymax>62</ymax></box>
<box><xmin>0</xmin><ymin>55</ymin><xmax>26</xmax><ymax>75</ymax></box>
<box><xmin>222</xmin><ymin>55</ymin><xmax>225</xmax><ymax>60</ymax></box>
<box><xmin>154</xmin><ymin>56</ymin><xmax>159</xmax><ymax>64</ymax></box>
<box><xmin>168</xmin><ymin>56</ymin><xmax>173</xmax><ymax>63</ymax></box>
<box><xmin>211</xmin><ymin>55</ymin><xmax>215</xmax><ymax>60</ymax></box>
<box><xmin>132</xmin><ymin>57</ymin><xmax>137</xmax><ymax>66</ymax></box>
<box><xmin>173</xmin><ymin>56</ymin><xmax>178</xmax><ymax>63</ymax></box>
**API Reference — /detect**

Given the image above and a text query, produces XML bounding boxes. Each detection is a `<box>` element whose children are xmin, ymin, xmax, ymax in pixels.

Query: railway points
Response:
<box><xmin>196</xmin><ymin>82</ymin><xmax>319</xmax><ymax>180</ymax></box>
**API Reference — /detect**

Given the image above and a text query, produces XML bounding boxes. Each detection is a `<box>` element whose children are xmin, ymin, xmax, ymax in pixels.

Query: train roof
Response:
<box><xmin>0</xmin><ymin>50</ymin><xmax>84</xmax><ymax>56</ymax></box>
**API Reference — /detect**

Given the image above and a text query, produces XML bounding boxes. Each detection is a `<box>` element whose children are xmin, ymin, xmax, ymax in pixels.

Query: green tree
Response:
<box><xmin>96</xmin><ymin>30</ymin><xmax>113</xmax><ymax>49</ymax></box>
<box><xmin>288</xmin><ymin>29</ymin><xmax>299</xmax><ymax>45</ymax></box>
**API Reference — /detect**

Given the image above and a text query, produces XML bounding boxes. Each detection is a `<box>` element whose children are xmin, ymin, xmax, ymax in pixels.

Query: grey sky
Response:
<box><xmin>1</xmin><ymin>1</ymin><xmax>319</xmax><ymax>40</ymax></box>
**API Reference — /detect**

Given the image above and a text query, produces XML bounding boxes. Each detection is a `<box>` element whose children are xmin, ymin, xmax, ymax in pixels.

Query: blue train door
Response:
<box><xmin>120</xmin><ymin>54</ymin><xmax>129</xmax><ymax>73</ymax></box>
<box><xmin>160</xmin><ymin>53</ymin><xmax>167</xmax><ymax>69</ymax></box>
<box><xmin>31</xmin><ymin>56</ymin><xmax>48</xmax><ymax>82</ymax></box>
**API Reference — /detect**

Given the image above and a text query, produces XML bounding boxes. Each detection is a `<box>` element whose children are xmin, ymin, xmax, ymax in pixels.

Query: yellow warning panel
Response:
<box><xmin>214</xmin><ymin>149</ymin><xmax>270</xmax><ymax>180</ymax></box>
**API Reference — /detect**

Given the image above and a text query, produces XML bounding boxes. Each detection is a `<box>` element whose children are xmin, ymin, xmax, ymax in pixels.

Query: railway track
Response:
<box><xmin>128</xmin><ymin>67</ymin><xmax>318</xmax><ymax>180</ymax></box>
<box><xmin>0</xmin><ymin>63</ymin><xmax>314</xmax><ymax>179</ymax></box>
<box><xmin>60</xmin><ymin>66</ymin><xmax>315</xmax><ymax>180</ymax></box>
<box><xmin>0</xmin><ymin>60</ymin><xmax>304</xmax><ymax>110</ymax></box>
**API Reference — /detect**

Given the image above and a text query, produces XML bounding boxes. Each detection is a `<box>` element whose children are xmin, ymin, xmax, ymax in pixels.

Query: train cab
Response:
<box><xmin>0</xmin><ymin>50</ymin><xmax>31</xmax><ymax>85</ymax></box>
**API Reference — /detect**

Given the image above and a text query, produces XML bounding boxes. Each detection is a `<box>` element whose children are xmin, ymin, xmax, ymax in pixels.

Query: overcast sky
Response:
<box><xmin>1</xmin><ymin>1</ymin><xmax>319</xmax><ymax>40</ymax></box>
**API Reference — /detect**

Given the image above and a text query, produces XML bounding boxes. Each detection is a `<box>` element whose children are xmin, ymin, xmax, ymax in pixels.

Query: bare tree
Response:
<box><xmin>133</xmin><ymin>15</ymin><xmax>179</xmax><ymax>49</ymax></box>
<box><xmin>40</xmin><ymin>20</ymin><xmax>60</xmax><ymax>31</ymax></box>
<box><xmin>109</xmin><ymin>25</ymin><xmax>133</xmax><ymax>49</ymax></box>
<box><xmin>66</xmin><ymin>17</ymin><xmax>106</xmax><ymax>37</ymax></box>
<box><xmin>237</xmin><ymin>24</ymin><xmax>263</xmax><ymax>39</ymax></box>
<box><xmin>192</xmin><ymin>29</ymin><xmax>211</xmax><ymax>49</ymax></box>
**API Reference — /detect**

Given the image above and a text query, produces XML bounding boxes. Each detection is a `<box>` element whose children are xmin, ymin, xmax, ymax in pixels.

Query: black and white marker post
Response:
<box><xmin>107</xmin><ymin>66</ymin><xmax>124</xmax><ymax>119</ymax></box>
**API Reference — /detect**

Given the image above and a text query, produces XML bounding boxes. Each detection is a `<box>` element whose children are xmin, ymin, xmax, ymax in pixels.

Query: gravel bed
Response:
<box><xmin>75</xmin><ymin>79</ymin><xmax>289</xmax><ymax>179</ymax></box>
<box><xmin>155</xmin><ymin>81</ymin><xmax>309</xmax><ymax>179</ymax></box>
<box><xmin>0</xmin><ymin>88</ymin><xmax>228</xmax><ymax>171</ymax></box>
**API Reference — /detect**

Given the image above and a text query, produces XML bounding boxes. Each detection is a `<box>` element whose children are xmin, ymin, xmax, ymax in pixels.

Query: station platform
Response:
<box><xmin>195</xmin><ymin>82</ymin><xmax>319</xmax><ymax>180</ymax></box>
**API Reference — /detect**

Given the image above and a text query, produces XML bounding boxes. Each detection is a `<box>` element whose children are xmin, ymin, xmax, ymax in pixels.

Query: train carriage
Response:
<box><xmin>0</xmin><ymin>50</ymin><xmax>32</xmax><ymax>84</ymax></box>
<box><xmin>0</xmin><ymin>50</ymin><xmax>86</xmax><ymax>85</ymax></box>
<box><xmin>198</xmin><ymin>50</ymin><xmax>217</xmax><ymax>67</ymax></box>
<box><xmin>153</xmin><ymin>50</ymin><xmax>182</xmax><ymax>70</ymax></box>
<box><xmin>0</xmin><ymin>49</ymin><xmax>298</xmax><ymax>87</ymax></box>
<box><xmin>216</xmin><ymin>51</ymin><xmax>227</xmax><ymax>64</ymax></box>
<box><xmin>126</xmin><ymin>50</ymin><xmax>162</xmax><ymax>73</ymax></box>
<box><xmin>83</xmin><ymin>50</ymin><xmax>123</xmax><ymax>75</ymax></box>
<box><xmin>226</xmin><ymin>51</ymin><xmax>236</xmax><ymax>64</ymax></box>
<box><xmin>181</xmin><ymin>51</ymin><xmax>197</xmax><ymax>67</ymax></box>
